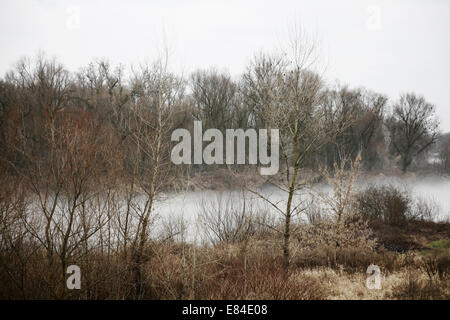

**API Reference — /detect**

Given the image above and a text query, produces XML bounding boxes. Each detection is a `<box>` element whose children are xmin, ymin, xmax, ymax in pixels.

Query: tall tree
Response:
<box><xmin>319</xmin><ymin>86</ymin><xmax>386</xmax><ymax>170</ymax></box>
<box><xmin>190</xmin><ymin>69</ymin><xmax>237</xmax><ymax>131</ymax></box>
<box><xmin>387</xmin><ymin>93</ymin><xmax>439</xmax><ymax>172</ymax></box>
<box><xmin>243</xmin><ymin>29</ymin><xmax>348</xmax><ymax>268</ymax></box>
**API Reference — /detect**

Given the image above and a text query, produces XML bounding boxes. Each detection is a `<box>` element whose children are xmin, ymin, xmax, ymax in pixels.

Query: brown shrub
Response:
<box><xmin>355</xmin><ymin>185</ymin><xmax>411</xmax><ymax>226</ymax></box>
<box><xmin>204</xmin><ymin>257</ymin><xmax>326</xmax><ymax>300</ymax></box>
<box><xmin>296</xmin><ymin>214</ymin><xmax>377</xmax><ymax>252</ymax></box>
<box><xmin>421</xmin><ymin>254</ymin><xmax>450</xmax><ymax>281</ymax></box>
<box><xmin>139</xmin><ymin>242</ymin><xmax>326</xmax><ymax>300</ymax></box>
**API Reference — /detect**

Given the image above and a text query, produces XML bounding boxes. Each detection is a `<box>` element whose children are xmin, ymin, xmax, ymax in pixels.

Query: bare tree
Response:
<box><xmin>190</xmin><ymin>69</ymin><xmax>237</xmax><ymax>131</ymax></box>
<box><xmin>1</xmin><ymin>55</ymin><xmax>118</xmax><ymax>297</ymax></box>
<box><xmin>118</xmin><ymin>53</ymin><xmax>185</xmax><ymax>298</ymax></box>
<box><xmin>241</xmin><ymin>53</ymin><xmax>287</xmax><ymax>129</ymax></box>
<box><xmin>319</xmin><ymin>86</ymin><xmax>387</xmax><ymax>170</ymax></box>
<box><xmin>243</xmin><ymin>28</ymin><xmax>348</xmax><ymax>268</ymax></box>
<box><xmin>387</xmin><ymin>93</ymin><xmax>439</xmax><ymax>172</ymax></box>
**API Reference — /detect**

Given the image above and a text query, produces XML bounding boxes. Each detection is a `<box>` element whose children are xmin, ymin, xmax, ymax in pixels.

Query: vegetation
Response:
<box><xmin>0</xmin><ymin>34</ymin><xmax>448</xmax><ymax>299</ymax></box>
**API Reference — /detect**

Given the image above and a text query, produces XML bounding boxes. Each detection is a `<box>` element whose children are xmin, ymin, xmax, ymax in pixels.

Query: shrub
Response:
<box><xmin>296</xmin><ymin>213</ymin><xmax>377</xmax><ymax>252</ymax></box>
<box><xmin>355</xmin><ymin>185</ymin><xmax>411</xmax><ymax>226</ymax></box>
<box><xmin>204</xmin><ymin>258</ymin><xmax>327</xmax><ymax>299</ymax></box>
<box><xmin>410</xmin><ymin>196</ymin><xmax>439</xmax><ymax>221</ymax></box>
<box><xmin>198</xmin><ymin>192</ymin><xmax>275</xmax><ymax>244</ymax></box>
<box><xmin>421</xmin><ymin>253</ymin><xmax>450</xmax><ymax>281</ymax></box>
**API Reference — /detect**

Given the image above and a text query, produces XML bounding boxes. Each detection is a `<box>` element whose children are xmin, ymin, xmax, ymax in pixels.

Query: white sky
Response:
<box><xmin>1</xmin><ymin>0</ymin><xmax>449</xmax><ymax>131</ymax></box>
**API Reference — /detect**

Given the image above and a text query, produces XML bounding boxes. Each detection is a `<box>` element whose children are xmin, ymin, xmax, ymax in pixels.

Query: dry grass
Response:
<box><xmin>1</xmin><ymin>235</ymin><xmax>448</xmax><ymax>300</ymax></box>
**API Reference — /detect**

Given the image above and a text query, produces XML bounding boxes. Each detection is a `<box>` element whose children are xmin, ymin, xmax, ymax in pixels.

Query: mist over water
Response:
<box><xmin>357</xmin><ymin>175</ymin><xmax>450</xmax><ymax>221</ymax></box>
<box><xmin>154</xmin><ymin>175</ymin><xmax>450</xmax><ymax>242</ymax></box>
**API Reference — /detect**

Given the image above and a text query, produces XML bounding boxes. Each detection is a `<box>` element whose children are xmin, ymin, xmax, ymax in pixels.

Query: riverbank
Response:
<box><xmin>167</xmin><ymin>167</ymin><xmax>450</xmax><ymax>192</ymax></box>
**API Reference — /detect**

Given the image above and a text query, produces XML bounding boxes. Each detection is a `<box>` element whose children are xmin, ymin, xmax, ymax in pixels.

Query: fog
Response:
<box><xmin>153</xmin><ymin>175</ymin><xmax>450</xmax><ymax>242</ymax></box>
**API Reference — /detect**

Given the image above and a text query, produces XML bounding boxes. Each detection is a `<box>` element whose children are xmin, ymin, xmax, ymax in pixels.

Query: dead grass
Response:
<box><xmin>1</xmin><ymin>236</ymin><xmax>449</xmax><ymax>299</ymax></box>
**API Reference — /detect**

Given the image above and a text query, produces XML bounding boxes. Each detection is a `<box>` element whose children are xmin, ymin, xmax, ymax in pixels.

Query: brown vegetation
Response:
<box><xmin>0</xmin><ymin>42</ymin><xmax>448</xmax><ymax>299</ymax></box>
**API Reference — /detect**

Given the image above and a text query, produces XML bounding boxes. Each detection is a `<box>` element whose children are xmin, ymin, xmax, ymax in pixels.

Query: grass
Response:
<box><xmin>427</xmin><ymin>239</ymin><xmax>450</xmax><ymax>250</ymax></box>
<box><xmin>2</xmin><ymin>232</ymin><xmax>448</xmax><ymax>299</ymax></box>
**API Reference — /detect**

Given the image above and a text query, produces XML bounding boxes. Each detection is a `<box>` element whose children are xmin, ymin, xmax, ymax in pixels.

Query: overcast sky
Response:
<box><xmin>1</xmin><ymin>0</ymin><xmax>449</xmax><ymax>131</ymax></box>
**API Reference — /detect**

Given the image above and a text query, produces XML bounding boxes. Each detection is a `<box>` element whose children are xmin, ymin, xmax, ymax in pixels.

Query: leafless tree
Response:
<box><xmin>191</xmin><ymin>69</ymin><xmax>238</xmax><ymax>131</ymax></box>
<box><xmin>319</xmin><ymin>86</ymin><xmax>387</xmax><ymax>170</ymax></box>
<box><xmin>387</xmin><ymin>93</ymin><xmax>439</xmax><ymax>172</ymax></box>
<box><xmin>242</xmin><ymin>27</ymin><xmax>349</xmax><ymax>267</ymax></box>
<box><xmin>116</xmin><ymin>53</ymin><xmax>185</xmax><ymax>298</ymax></box>
<box><xmin>1</xmin><ymin>55</ymin><xmax>119</xmax><ymax>297</ymax></box>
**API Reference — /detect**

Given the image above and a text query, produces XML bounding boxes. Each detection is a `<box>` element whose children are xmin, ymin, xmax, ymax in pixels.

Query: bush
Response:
<box><xmin>140</xmin><ymin>243</ymin><xmax>327</xmax><ymax>300</ymax></box>
<box><xmin>296</xmin><ymin>213</ymin><xmax>377</xmax><ymax>252</ymax></box>
<box><xmin>198</xmin><ymin>192</ymin><xmax>275</xmax><ymax>244</ymax></box>
<box><xmin>204</xmin><ymin>257</ymin><xmax>327</xmax><ymax>299</ymax></box>
<box><xmin>410</xmin><ymin>196</ymin><xmax>439</xmax><ymax>221</ymax></box>
<box><xmin>355</xmin><ymin>185</ymin><xmax>411</xmax><ymax>226</ymax></box>
<box><xmin>421</xmin><ymin>253</ymin><xmax>450</xmax><ymax>281</ymax></box>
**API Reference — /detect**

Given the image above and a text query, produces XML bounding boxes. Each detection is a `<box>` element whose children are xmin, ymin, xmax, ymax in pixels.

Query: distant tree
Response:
<box><xmin>387</xmin><ymin>93</ymin><xmax>439</xmax><ymax>172</ymax></box>
<box><xmin>190</xmin><ymin>69</ymin><xmax>237</xmax><ymax>131</ymax></box>
<box><xmin>318</xmin><ymin>86</ymin><xmax>386</xmax><ymax>170</ymax></box>
<box><xmin>0</xmin><ymin>80</ymin><xmax>21</xmax><ymax>167</ymax></box>
<box><xmin>439</xmin><ymin>133</ymin><xmax>450</xmax><ymax>173</ymax></box>
<box><xmin>76</xmin><ymin>59</ymin><xmax>130</xmax><ymax>118</ymax></box>
<box><xmin>240</xmin><ymin>53</ymin><xmax>287</xmax><ymax>129</ymax></box>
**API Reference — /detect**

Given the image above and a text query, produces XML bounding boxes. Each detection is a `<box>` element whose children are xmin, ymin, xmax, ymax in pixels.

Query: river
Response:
<box><xmin>153</xmin><ymin>175</ymin><xmax>450</xmax><ymax>242</ymax></box>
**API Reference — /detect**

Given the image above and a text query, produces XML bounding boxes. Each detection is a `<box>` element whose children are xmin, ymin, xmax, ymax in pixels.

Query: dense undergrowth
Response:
<box><xmin>0</xmin><ymin>182</ymin><xmax>448</xmax><ymax>300</ymax></box>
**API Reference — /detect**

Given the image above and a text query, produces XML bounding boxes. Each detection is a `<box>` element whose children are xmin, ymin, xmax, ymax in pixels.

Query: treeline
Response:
<box><xmin>0</xmin><ymin>53</ymin><xmax>446</xmax><ymax>182</ymax></box>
